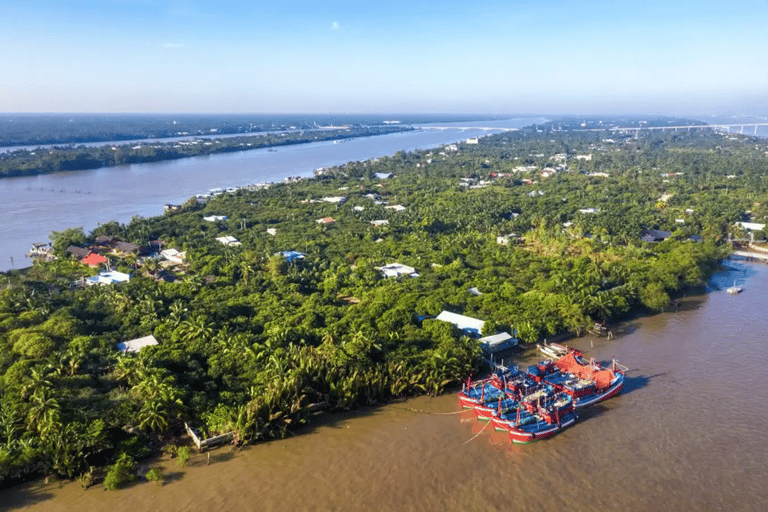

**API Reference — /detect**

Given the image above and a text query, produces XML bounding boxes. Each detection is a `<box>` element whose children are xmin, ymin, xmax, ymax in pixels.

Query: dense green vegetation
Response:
<box><xmin>0</xmin><ymin>125</ymin><xmax>411</xmax><ymax>178</ymax></box>
<box><xmin>3</xmin><ymin>122</ymin><xmax>766</xmax><ymax>488</ymax></box>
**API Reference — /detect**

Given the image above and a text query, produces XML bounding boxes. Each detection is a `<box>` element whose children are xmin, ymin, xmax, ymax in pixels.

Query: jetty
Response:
<box><xmin>732</xmin><ymin>250</ymin><xmax>768</xmax><ymax>262</ymax></box>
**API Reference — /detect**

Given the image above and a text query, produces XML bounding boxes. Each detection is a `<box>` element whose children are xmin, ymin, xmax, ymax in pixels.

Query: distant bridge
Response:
<box><xmin>579</xmin><ymin>123</ymin><xmax>768</xmax><ymax>136</ymax></box>
<box><xmin>419</xmin><ymin>126</ymin><xmax>517</xmax><ymax>131</ymax></box>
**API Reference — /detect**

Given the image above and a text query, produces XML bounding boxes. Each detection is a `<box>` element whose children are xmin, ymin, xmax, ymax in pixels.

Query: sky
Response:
<box><xmin>1</xmin><ymin>0</ymin><xmax>767</xmax><ymax>115</ymax></box>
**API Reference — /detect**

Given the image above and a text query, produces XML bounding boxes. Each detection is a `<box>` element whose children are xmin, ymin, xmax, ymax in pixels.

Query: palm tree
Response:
<box><xmin>27</xmin><ymin>388</ymin><xmax>60</xmax><ymax>439</ymax></box>
<box><xmin>179</xmin><ymin>315</ymin><xmax>213</xmax><ymax>343</ymax></box>
<box><xmin>137</xmin><ymin>400</ymin><xmax>169</xmax><ymax>432</ymax></box>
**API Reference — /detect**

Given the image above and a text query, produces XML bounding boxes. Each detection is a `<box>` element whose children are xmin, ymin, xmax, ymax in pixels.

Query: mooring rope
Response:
<box><xmin>460</xmin><ymin>419</ymin><xmax>491</xmax><ymax>445</ymax></box>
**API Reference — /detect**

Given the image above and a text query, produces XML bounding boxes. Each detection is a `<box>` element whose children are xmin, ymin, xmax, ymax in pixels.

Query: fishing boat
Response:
<box><xmin>491</xmin><ymin>389</ymin><xmax>572</xmax><ymax>431</ymax></box>
<box><xmin>457</xmin><ymin>369</ymin><xmax>512</xmax><ymax>409</ymax></box>
<box><xmin>727</xmin><ymin>281</ymin><xmax>743</xmax><ymax>294</ymax></box>
<box><xmin>458</xmin><ymin>364</ymin><xmax>535</xmax><ymax>409</ymax></box>
<box><xmin>543</xmin><ymin>353</ymin><xmax>626</xmax><ymax>408</ymax></box>
<box><xmin>473</xmin><ymin>395</ymin><xmax>520</xmax><ymax>421</ymax></box>
<box><xmin>507</xmin><ymin>399</ymin><xmax>577</xmax><ymax>443</ymax></box>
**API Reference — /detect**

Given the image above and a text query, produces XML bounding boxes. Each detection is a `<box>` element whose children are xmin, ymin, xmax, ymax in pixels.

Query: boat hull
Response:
<box><xmin>573</xmin><ymin>373</ymin><xmax>624</xmax><ymax>409</ymax></box>
<box><xmin>508</xmin><ymin>412</ymin><xmax>577</xmax><ymax>444</ymax></box>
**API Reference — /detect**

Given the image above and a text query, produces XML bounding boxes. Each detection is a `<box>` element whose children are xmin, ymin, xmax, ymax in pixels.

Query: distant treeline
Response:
<box><xmin>0</xmin><ymin>125</ymin><xmax>412</xmax><ymax>178</ymax></box>
<box><xmin>0</xmin><ymin>113</ymin><xmax>492</xmax><ymax>147</ymax></box>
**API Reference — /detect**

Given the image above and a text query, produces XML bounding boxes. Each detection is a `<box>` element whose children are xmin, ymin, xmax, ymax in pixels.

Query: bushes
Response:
<box><xmin>103</xmin><ymin>454</ymin><xmax>136</xmax><ymax>491</ymax></box>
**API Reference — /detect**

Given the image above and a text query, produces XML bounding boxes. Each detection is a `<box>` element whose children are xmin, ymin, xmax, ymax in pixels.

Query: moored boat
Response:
<box><xmin>507</xmin><ymin>400</ymin><xmax>577</xmax><ymax>444</ymax></box>
<box><xmin>473</xmin><ymin>396</ymin><xmax>520</xmax><ymax>421</ymax></box>
<box><xmin>543</xmin><ymin>353</ymin><xmax>626</xmax><ymax>408</ymax></box>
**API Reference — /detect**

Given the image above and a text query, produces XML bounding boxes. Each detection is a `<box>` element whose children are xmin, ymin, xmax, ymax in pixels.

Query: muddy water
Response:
<box><xmin>3</xmin><ymin>260</ymin><xmax>768</xmax><ymax>511</ymax></box>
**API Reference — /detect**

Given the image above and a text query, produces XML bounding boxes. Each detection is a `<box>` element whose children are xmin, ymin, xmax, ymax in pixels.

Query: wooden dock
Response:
<box><xmin>732</xmin><ymin>250</ymin><xmax>768</xmax><ymax>262</ymax></box>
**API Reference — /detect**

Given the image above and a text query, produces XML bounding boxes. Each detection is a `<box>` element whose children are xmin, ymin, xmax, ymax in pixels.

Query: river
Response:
<box><xmin>2</xmin><ymin>259</ymin><xmax>766</xmax><ymax>511</ymax></box>
<box><xmin>0</xmin><ymin>118</ymin><xmax>543</xmax><ymax>272</ymax></box>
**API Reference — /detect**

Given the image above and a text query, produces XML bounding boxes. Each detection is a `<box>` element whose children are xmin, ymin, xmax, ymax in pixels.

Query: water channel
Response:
<box><xmin>0</xmin><ymin>118</ymin><xmax>543</xmax><ymax>272</ymax></box>
<box><xmin>2</xmin><ymin>259</ymin><xmax>766</xmax><ymax>511</ymax></box>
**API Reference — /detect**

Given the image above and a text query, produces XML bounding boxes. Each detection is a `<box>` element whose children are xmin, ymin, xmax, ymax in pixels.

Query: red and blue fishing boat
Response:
<box><xmin>543</xmin><ymin>353</ymin><xmax>626</xmax><ymax>408</ymax></box>
<box><xmin>507</xmin><ymin>397</ymin><xmax>577</xmax><ymax>444</ymax></box>
<box><xmin>457</xmin><ymin>375</ymin><xmax>508</xmax><ymax>409</ymax></box>
<box><xmin>458</xmin><ymin>366</ymin><xmax>531</xmax><ymax>409</ymax></box>
<box><xmin>473</xmin><ymin>395</ymin><xmax>520</xmax><ymax>421</ymax></box>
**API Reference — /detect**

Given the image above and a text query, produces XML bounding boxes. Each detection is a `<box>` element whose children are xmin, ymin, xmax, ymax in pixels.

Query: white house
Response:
<box><xmin>203</xmin><ymin>215</ymin><xmax>228</xmax><ymax>222</ymax></box>
<box><xmin>216</xmin><ymin>236</ymin><xmax>241</xmax><ymax>246</ymax></box>
<box><xmin>736</xmin><ymin>221</ymin><xmax>766</xmax><ymax>232</ymax></box>
<box><xmin>435</xmin><ymin>311</ymin><xmax>484</xmax><ymax>337</ymax></box>
<box><xmin>378</xmin><ymin>263</ymin><xmax>418</xmax><ymax>278</ymax></box>
<box><xmin>479</xmin><ymin>332</ymin><xmax>518</xmax><ymax>353</ymax></box>
<box><xmin>321</xmin><ymin>196</ymin><xmax>348</xmax><ymax>205</ymax></box>
<box><xmin>370</xmin><ymin>220</ymin><xmax>389</xmax><ymax>226</ymax></box>
<box><xmin>117</xmin><ymin>334</ymin><xmax>159</xmax><ymax>353</ymax></box>
<box><xmin>579</xmin><ymin>208</ymin><xmax>600</xmax><ymax>214</ymax></box>
<box><xmin>87</xmin><ymin>271</ymin><xmax>131</xmax><ymax>286</ymax></box>
<box><xmin>161</xmin><ymin>248</ymin><xmax>186</xmax><ymax>265</ymax></box>
<box><xmin>385</xmin><ymin>205</ymin><xmax>407</xmax><ymax>212</ymax></box>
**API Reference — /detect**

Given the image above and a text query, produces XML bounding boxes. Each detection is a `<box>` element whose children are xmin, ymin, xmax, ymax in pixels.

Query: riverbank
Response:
<box><xmin>0</xmin><ymin>125</ymin><xmax>412</xmax><ymax>179</ymax></box>
<box><xmin>4</xmin><ymin>261</ymin><xmax>767</xmax><ymax>511</ymax></box>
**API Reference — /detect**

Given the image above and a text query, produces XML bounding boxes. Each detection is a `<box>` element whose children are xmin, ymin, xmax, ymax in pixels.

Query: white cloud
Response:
<box><xmin>331</xmin><ymin>21</ymin><xmax>339</xmax><ymax>30</ymax></box>
<box><xmin>163</xmin><ymin>43</ymin><xmax>185</xmax><ymax>49</ymax></box>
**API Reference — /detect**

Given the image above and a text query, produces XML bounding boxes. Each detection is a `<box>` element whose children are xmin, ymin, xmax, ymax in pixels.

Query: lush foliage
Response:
<box><xmin>2</xmin><ymin>121</ymin><xmax>758</xmax><ymax>487</ymax></box>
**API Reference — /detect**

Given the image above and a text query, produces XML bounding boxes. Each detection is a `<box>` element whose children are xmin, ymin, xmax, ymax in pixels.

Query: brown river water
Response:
<box><xmin>2</xmin><ymin>259</ymin><xmax>767</xmax><ymax>511</ymax></box>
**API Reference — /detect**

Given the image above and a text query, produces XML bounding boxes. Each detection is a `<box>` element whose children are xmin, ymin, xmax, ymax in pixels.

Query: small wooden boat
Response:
<box><xmin>727</xmin><ymin>281</ymin><xmax>743</xmax><ymax>294</ymax></box>
<box><xmin>537</xmin><ymin>342</ymin><xmax>582</xmax><ymax>360</ymax></box>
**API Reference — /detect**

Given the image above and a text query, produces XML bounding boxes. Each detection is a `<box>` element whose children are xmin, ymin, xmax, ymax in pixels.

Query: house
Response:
<box><xmin>87</xmin><ymin>270</ymin><xmax>130</xmax><ymax>285</ymax></box>
<box><xmin>164</xmin><ymin>204</ymin><xmax>182</xmax><ymax>212</ymax></box>
<box><xmin>735</xmin><ymin>221</ymin><xmax>766</xmax><ymax>232</ymax></box>
<box><xmin>377</xmin><ymin>263</ymin><xmax>418</xmax><ymax>278</ymax></box>
<box><xmin>94</xmin><ymin>235</ymin><xmax>116</xmax><ymax>246</ymax></box>
<box><xmin>370</xmin><ymin>220</ymin><xmax>389</xmax><ymax>226</ymax></box>
<box><xmin>641</xmin><ymin>229</ymin><xmax>673</xmax><ymax>242</ymax></box>
<box><xmin>203</xmin><ymin>215</ymin><xmax>228</xmax><ymax>222</ymax></box>
<box><xmin>279</xmin><ymin>251</ymin><xmax>305</xmax><ymax>263</ymax></box>
<box><xmin>117</xmin><ymin>334</ymin><xmax>159</xmax><ymax>353</ymax></box>
<box><xmin>579</xmin><ymin>208</ymin><xmax>600</xmax><ymax>214</ymax></box>
<box><xmin>465</xmin><ymin>137</ymin><xmax>479</xmax><ymax>145</ymax></box>
<box><xmin>28</xmin><ymin>242</ymin><xmax>52</xmax><ymax>256</ymax></box>
<box><xmin>266</xmin><ymin>228</ymin><xmax>277</xmax><ymax>236</ymax></box>
<box><xmin>353</xmin><ymin>206</ymin><xmax>365</xmax><ymax>211</ymax></box>
<box><xmin>375</xmin><ymin>172</ymin><xmax>393</xmax><ymax>179</ymax></box>
<box><xmin>435</xmin><ymin>311</ymin><xmax>484</xmax><ymax>337</ymax></box>
<box><xmin>321</xmin><ymin>196</ymin><xmax>348</xmax><ymax>205</ymax></box>
<box><xmin>161</xmin><ymin>248</ymin><xmax>186</xmax><ymax>265</ymax></box>
<box><xmin>385</xmin><ymin>205</ymin><xmax>407</xmax><ymax>212</ymax></box>
<box><xmin>479</xmin><ymin>332</ymin><xmax>518</xmax><ymax>354</ymax></box>
<box><xmin>114</xmin><ymin>241</ymin><xmax>140</xmax><ymax>255</ymax></box>
<box><xmin>66</xmin><ymin>246</ymin><xmax>91</xmax><ymax>259</ymax></box>
<box><xmin>316</xmin><ymin>217</ymin><xmax>335</xmax><ymax>224</ymax></box>
<box><xmin>82</xmin><ymin>253</ymin><xmax>108</xmax><ymax>268</ymax></box>
<box><xmin>216</xmin><ymin>236</ymin><xmax>241</xmax><ymax>246</ymax></box>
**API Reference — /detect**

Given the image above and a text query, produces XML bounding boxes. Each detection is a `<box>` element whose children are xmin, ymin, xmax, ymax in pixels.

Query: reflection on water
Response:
<box><xmin>3</xmin><ymin>261</ymin><xmax>767</xmax><ymax>511</ymax></box>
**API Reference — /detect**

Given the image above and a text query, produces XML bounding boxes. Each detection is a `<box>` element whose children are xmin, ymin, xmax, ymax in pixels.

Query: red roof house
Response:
<box><xmin>82</xmin><ymin>253</ymin><xmax>108</xmax><ymax>268</ymax></box>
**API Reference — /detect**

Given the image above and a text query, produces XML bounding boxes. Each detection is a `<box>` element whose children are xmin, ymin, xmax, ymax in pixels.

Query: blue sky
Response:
<box><xmin>1</xmin><ymin>0</ymin><xmax>766</xmax><ymax>115</ymax></box>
